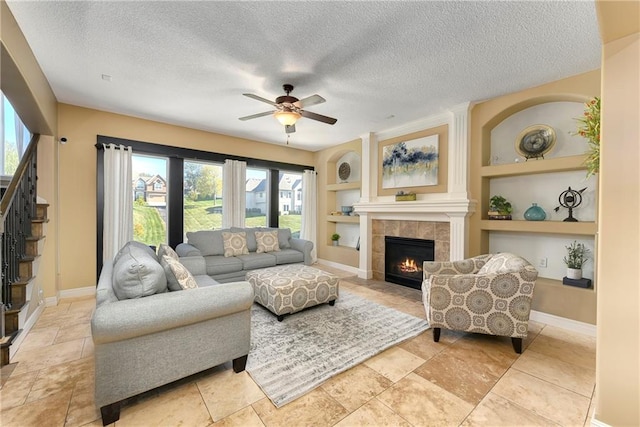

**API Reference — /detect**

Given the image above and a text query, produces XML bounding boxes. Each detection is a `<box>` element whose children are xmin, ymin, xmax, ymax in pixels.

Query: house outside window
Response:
<box><xmin>132</xmin><ymin>155</ymin><xmax>168</xmax><ymax>247</ymax></box>
<box><xmin>279</xmin><ymin>172</ymin><xmax>303</xmax><ymax>237</ymax></box>
<box><xmin>183</xmin><ymin>160</ymin><xmax>224</xmax><ymax>235</ymax></box>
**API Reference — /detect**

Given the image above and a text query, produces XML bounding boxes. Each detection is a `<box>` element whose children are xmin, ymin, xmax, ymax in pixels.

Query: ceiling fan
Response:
<box><xmin>239</xmin><ymin>84</ymin><xmax>337</xmax><ymax>134</ymax></box>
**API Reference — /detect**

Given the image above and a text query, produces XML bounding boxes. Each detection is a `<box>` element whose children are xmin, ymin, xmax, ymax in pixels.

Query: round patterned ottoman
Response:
<box><xmin>246</xmin><ymin>265</ymin><xmax>339</xmax><ymax>321</ymax></box>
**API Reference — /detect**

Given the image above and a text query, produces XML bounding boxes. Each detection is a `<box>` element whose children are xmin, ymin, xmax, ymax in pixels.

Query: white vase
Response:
<box><xmin>566</xmin><ymin>268</ymin><xmax>582</xmax><ymax>280</ymax></box>
<box><xmin>332</xmin><ymin>241</ymin><xmax>339</xmax><ymax>246</ymax></box>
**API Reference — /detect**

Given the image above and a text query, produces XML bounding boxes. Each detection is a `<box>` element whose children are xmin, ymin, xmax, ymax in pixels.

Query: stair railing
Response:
<box><xmin>0</xmin><ymin>133</ymin><xmax>40</xmax><ymax>339</ymax></box>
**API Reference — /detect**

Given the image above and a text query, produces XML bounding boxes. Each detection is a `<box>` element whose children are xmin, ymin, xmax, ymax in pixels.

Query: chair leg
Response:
<box><xmin>100</xmin><ymin>402</ymin><xmax>121</xmax><ymax>425</ymax></box>
<box><xmin>233</xmin><ymin>354</ymin><xmax>248</xmax><ymax>373</ymax></box>
<box><xmin>511</xmin><ymin>337</ymin><xmax>523</xmax><ymax>354</ymax></box>
<box><xmin>433</xmin><ymin>327</ymin><xmax>441</xmax><ymax>342</ymax></box>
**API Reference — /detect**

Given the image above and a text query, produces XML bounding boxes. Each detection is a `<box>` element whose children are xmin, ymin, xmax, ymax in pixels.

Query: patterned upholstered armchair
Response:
<box><xmin>421</xmin><ymin>253</ymin><xmax>538</xmax><ymax>353</ymax></box>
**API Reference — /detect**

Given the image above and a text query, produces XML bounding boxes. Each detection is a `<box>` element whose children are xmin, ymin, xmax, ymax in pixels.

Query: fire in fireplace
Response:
<box><xmin>385</xmin><ymin>236</ymin><xmax>435</xmax><ymax>289</ymax></box>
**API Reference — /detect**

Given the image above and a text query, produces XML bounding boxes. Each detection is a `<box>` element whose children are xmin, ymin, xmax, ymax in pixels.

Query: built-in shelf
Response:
<box><xmin>326</xmin><ymin>244</ymin><xmax>359</xmax><ymax>252</ymax></box>
<box><xmin>327</xmin><ymin>181</ymin><xmax>361</xmax><ymax>191</ymax></box>
<box><xmin>481</xmin><ymin>155</ymin><xmax>588</xmax><ymax>178</ymax></box>
<box><xmin>537</xmin><ymin>277</ymin><xmax>595</xmax><ymax>292</ymax></box>
<box><xmin>480</xmin><ymin>220</ymin><xmax>596</xmax><ymax>235</ymax></box>
<box><xmin>326</xmin><ymin>215</ymin><xmax>360</xmax><ymax>223</ymax></box>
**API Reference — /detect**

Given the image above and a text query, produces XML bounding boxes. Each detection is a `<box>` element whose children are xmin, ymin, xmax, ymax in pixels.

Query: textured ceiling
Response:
<box><xmin>6</xmin><ymin>1</ymin><xmax>601</xmax><ymax>152</ymax></box>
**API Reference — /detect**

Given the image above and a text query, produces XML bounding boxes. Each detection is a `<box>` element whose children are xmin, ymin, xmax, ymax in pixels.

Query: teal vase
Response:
<box><xmin>524</xmin><ymin>203</ymin><xmax>546</xmax><ymax>221</ymax></box>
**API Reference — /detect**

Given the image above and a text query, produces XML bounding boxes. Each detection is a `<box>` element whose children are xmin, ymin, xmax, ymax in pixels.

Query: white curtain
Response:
<box><xmin>103</xmin><ymin>144</ymin><xmax>133</xmax><ymax>261</ymax></box>
<box><xmin>301</xmin><ymin>170</ymin><xmax>318</xmax><ymax>263</ymax></box>
<box><xmin>222</xmin><ymin>159</ymin><xmax>246</xmax><ymax>228</ymax></box>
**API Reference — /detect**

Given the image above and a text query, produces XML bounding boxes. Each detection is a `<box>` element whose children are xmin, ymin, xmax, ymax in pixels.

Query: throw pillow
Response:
<box><xmin>157</xmin><ymin>243</ymin><xmax>178</xmax><ymax>261</ymax></box>
<box><xmin>478</xmin><ymin>252</ymin><xmax>529</xmax><ymax>275</ymax></box>
<box><xmin>255</xmin><ymin>230</ymin><xmax>281</xmax><ymax>253</ymax></box>
<box><xmin>162</xmin><ymin>255</ymin><xmax>198</xmax><ymax>290</ymax></box>
<box><xmin>221</xmin><ymin>231</ymin><xmax>249</xmax><ymax>257</ymax></box>
<box><xmin>112</xmin><ymin>245</ymin><xmax>167</xmax><ymax>299</ymax></box>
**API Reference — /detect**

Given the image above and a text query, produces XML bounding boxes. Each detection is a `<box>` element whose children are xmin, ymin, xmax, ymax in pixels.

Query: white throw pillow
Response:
<box><xmin>162</xmin><ymin>255</ymin><xmax>198</xmax><ymax>290</ymax></box>
<box><xmin>221</xmin><ymin>231</ymin><xmax>249</xmax><ymax>257</ymax></box>
<box><xmin>255</xmin><ymin>230</ymin><xmax>281</xmax><ymax>253</ymax></box>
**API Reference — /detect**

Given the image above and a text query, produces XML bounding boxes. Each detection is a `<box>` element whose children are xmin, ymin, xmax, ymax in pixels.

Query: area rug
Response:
<box><xmin>246</xmin><ymin>290</ymin><xmax>429</xmax><ymax>407</ymax></box>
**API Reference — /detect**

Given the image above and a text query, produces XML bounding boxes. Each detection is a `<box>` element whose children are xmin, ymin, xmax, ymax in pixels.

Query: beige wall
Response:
<box><xmin>1</xmin><ymin>1</ymin><xmax>57</xmax><ymax>134</ymax></box>
<box><xmin>57</xmin><ymin>104</ymin><xmax>315</xmax><ymax>290</ymax></box>
<box><xmin>594</xmin><ymin>1</ymin><xmax>640</xmax><ymax>423</ymax></box>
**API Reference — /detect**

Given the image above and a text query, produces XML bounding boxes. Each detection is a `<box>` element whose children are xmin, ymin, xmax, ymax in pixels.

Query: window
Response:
<box><xmin>245</xmin><ymin>168</ymin><xmax>268</xmax><ymax>227</ymax></box>
<box><xmin>183</xmin><ymin>160</ymin><xmax>224</xmax><ymax>235</ymax></box>
<box><xmin>132</xmin><ymin>154</ymin><xmax>168</xmax><ymax>247</ymax></box>
<box><xmin>1</xmin><ymin>91</ymin><xmax>31</xmax><ymax>176</ymax></box>
<box><xmin>279</xmin><ymin>172</ymin><xmax>303</xmax><ymax>237</ymax></box>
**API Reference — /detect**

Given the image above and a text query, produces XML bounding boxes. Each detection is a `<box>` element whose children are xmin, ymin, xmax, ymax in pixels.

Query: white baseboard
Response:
<box><xmin>9</xmin><ymin>302</ymin><xmax>46</xmax><ymax>358</ymax></box>
<box><xmin>44</xmin><ymin>286</ymin><xmax>96</xmax><ymax>307</ymax></box>
<box><xmin>530</xmin><ymin>310</ymin><xmax>597</xmax><ymax>337</ymax></box>
<box><xmin>316</xmin><ymin>259</ymin><xmax>360</xmax><ymax>275</ymax></box>
<box><xmin>590</xmin><ymin>415</ymin><xmax>610</xmax><ymax>427</ymax></box>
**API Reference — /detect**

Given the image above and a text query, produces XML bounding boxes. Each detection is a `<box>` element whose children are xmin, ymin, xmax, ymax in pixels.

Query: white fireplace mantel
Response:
<box><xmin>352</xmin><ymin>104</ymin><xmax>475</xmax><ymax>279</ymax></box>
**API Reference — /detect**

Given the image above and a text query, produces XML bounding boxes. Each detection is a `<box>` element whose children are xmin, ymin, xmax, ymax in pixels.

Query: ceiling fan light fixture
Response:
<box><xmin>274</xmin><ymin>110</ymin><xmax>301</xmax><ymax>126</ymax></box>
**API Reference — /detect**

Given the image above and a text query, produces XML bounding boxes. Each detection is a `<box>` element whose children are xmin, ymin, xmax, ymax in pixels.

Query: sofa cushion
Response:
<box><xmin>157</xmin><ymin>243</ymin><xmax>178</xmax><ymax>261</ymax></box>
<box><xmin>272</xmin><ymin>248</ymin><xmax>304</xmax><ymax>265</ymax></box>
<box><xmin>203</xmin><ymin>255</ymin><xmax>244</xmax><ymax>276</ymax></box>
<box><xmin>222</xmin><ymin>232</ymin><xmax>249</xmax><ymax>257</ymax></box>
<box><xmin>478</xmin><ymin>253</ymin><xmax>530</xmax><ymax>275</ymax></box>
<box><xmin>193</xmin><ymin>274</ymin><xmax>219</xmax><ymax>288</ymax></box>
<box><xmin>255</xmin><ymin>230</ymin><xmax>280</xmax><ymax>253</ymax></box>
<box><xmin>186</xmin><ymin>229</ymin><xmax>229</xmax><ymax>256</ymax></box>
<box><xmin>162</xmin><ymin>255</ymin><xmax>198</xmax><ymax>290</ymax></box>
<box><xmin>237</xmin><ymin>253</ymin><xmax>277</xmax><ymax>270</ymax></box>
<box><xmin>112</xmin><ymin>245</ymin><xmax>167</xmax><ymax>299</ymax></box>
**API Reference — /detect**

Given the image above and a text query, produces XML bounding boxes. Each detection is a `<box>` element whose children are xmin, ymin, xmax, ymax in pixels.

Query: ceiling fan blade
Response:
<box><xmin>238</xmin><ymin>110</ymin><xmax>274</xmax><ymax>121</ymax></box>
<box><xmin>243</xmin><ymin>93</ymin><xmax>277</xmax><ymax>106</ymax></box>
<box><xmin>300</xmin><ymin>110</ymin><xmax>337</xmax><ymax>125</ymax></box>
<box><xmin>294</xmin><ymin>94</ymin><xmax>325</xmax><ymax>109</ymax></box>
<box><xmin>285</xmin><ymin>124</ymin><xmax>296</xmax><ymax>134</ymax></box>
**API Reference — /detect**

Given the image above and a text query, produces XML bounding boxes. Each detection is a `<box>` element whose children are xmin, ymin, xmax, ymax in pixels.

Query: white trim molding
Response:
<box><xmin>45</xmin><ymin>285</ymin><xmax>96</xmax><ymax>307</ymax></box>
<box><xmin>530</xmin><ymin>310</ymin><xmax>597</xmax><ymax>337</ymax></box>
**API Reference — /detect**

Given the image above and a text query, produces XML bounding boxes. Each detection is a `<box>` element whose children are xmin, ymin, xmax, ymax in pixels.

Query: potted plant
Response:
<box><xmin>331</xmin><ymin>233</ymin><xmax>340</xmax><ymax>246</ymax></box>
<box><xmin>488</xmin><ymin>195</ymin><xmax>513</xmax><ymax>220</ymax></box>
<box><xmin>574</xmin><ymin>97</ymin><xmax>600</xmax><ymax>177</ymax></box>
<box><xmin>563</xmin><ymin>241</ymin><xmax>590</xmax><ymax>279</ymax></box>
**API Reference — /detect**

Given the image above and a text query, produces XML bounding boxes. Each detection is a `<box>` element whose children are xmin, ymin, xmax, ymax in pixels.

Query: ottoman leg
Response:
<box><xmin>329</xmin><ymin>300</ymin><xmax>336</xmax><ymax>306</ymax></box>
<box><xmin>277</xmin><ymin>314</ymin><xmax>285</xmax><ymax>322</ymax></box>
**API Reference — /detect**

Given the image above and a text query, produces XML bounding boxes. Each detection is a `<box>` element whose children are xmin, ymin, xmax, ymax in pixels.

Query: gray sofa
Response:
<box><xmin>176</xmin><ymin>227</ymin><xmax>314</xmax><ymax>283</ymax></box>
<box><xmin>91</xmin><ymin>242</ymin><xmax>253</xmax><ymax>425</ymax></box>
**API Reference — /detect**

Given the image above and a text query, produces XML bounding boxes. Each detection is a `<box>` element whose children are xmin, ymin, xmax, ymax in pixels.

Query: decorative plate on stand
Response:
<box><xmin>338</xmin><ymin>162</ymin><xmax>351</xmax><ymax>182</ymax></box>
<box><xmin>515</xmin><ymin>124</ymin><xmax>556</xmax><ymax>160</ymax></box>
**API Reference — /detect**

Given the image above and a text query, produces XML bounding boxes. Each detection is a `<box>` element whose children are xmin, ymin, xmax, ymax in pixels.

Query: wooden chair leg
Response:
<box><xmin>433</xmin><ymin>327</ymin><xmax>441</xmax><ymax>342</ymax></box>
<box><xmin>233</xmin><ymin>354</ymin><xmax>248</xmax><ymax>373</ymax></box>
<box><xmin>100</xmin><ymin>402</ymin><xmax>121</xmax><ymax>425</ymax></box>
<box><xmin>511</xmin><ymin>337</ymin><xmax>523</xmax><ymax>354</ymax></box>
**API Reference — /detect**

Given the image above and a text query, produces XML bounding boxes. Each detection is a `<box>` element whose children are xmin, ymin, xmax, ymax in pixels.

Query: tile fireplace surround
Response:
<box><xmin>372</xmin><ymin>220</ymin><xmax>449</xmax><ymax>281</ymax></box>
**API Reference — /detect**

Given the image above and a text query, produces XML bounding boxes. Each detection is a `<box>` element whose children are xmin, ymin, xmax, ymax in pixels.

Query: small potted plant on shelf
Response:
<box><xmin>331</xmin><ymin>233</ymin><xmax>340</xmax><ymax>246</ymax></box>
<box><xmin>488</xmin><ymin>195</ymin><xmax>513</xmax><ymax>220</ymax></box>
<box><xmin>563</xmin><ymin>241</ymin><xmax>590</xmax><ymax>279</ymax></box>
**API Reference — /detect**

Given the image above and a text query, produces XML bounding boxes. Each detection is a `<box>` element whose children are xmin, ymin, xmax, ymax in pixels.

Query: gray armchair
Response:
<box><xmin>422</xmin><ymin>253</ymin><xmax>538</xmax><ymax>353</ymax></box>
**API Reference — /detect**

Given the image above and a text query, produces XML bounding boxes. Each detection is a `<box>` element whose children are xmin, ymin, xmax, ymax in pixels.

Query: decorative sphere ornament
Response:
<box><xmin>555</xmin><ymin>187</ymin><xmax>586</xmax><ymax>222</ymax></box>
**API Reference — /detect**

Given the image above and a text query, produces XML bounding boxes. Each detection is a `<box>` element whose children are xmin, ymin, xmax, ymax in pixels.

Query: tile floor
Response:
<box><xmin>0</xmin><ymin>265</ymin><xmax>597</xmax><ymax>426</ymax></box>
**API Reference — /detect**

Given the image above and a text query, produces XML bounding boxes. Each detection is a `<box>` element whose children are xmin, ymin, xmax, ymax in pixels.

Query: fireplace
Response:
<box><xmin>385</xmin><ymin>236</ymin><xmax>435</xmax><ymax>289</ymax></box>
